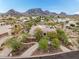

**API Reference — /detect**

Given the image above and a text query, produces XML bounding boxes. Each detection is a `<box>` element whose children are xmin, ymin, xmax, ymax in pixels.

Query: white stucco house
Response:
<box><xmin>29</xmin><ymin>25</ymin><xmax>56</xmax><ymax>35</ymax></box>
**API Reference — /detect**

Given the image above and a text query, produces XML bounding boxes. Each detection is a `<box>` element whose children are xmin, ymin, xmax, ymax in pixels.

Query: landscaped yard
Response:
<box><xmin>0</xmin><ymin>16</ymin><xmax>79</xmax><ymax>58</ymax></box>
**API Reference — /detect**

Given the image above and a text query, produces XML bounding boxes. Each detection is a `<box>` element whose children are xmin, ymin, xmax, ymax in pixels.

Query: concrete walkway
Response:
<box><xmin>0</xmin><ymin>36</ymin><xmax>12</xmax><ymax>47</ymax></box>
<box><xmin>60</xmin><ymin>45</ymin><xmax>71</xmax><ymax>52</ymax></box>
<box><xmin>71</xmin><ymin>39</ymin><xmax>79</xmax><ymax>48</ymax></box>
<box><xmin>68</xmin><ymin>39</ymin><xmax>78</xmax><ymax>50</ymax></box>
<box><xmin>0</xmin><ymin>36</ymin><xmax>13</xmax><ymax>57</ymax></box>
<box><xmin>0</xmin><ymin>47</ymin><xmax>12</xmax><ymax>57</ymax></box>
<box><xmin>21</xmin><ymin>42</ymin><xmax>39</xmax><ymax>57</ymax></box>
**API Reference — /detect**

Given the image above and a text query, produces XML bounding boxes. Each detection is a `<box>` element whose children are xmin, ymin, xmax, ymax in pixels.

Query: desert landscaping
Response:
<box><xmin>0</xmin><ymin>9</ymin><xmax>79</xmax><ymax>59</ymax></box>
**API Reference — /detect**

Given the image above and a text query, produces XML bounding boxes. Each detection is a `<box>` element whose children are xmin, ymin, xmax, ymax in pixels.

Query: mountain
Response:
<box><xmin>23</xmin><ymin>8</ymin><xmax>58</xmax><ymax>16</ymax></box>
<box><xmin>24</xmin><ymin>8</ymin><xmax>47</xmax><ymax>16</ymax></box>
<box><xmin>4</xmin><ymin>9</ymin><xmax>22</xmax><ymax>16</ymax></box>
<box><xmin>0</xmin><ymin>8</ymin><xmax>69</xmax><ymax>16</ymax></box>
<box><xmin>59</xmin><ymin>12</ymin><xmax>67</xmax><ymax>16</ymax></box>
<box><xmin>44</xmin><ymin>10</ymin><xmax>57</xmax><ymax>16</ymax></box>
<box><xmin>44</xmin><ymin>10</ymin><xmax>50</xmax><ymax>15</ymax></box>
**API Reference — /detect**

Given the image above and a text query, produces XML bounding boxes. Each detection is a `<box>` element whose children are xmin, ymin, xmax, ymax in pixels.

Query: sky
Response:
<box><xmin>0</xmin><ymin>0</ymin><xmax>79</xmax><ymax>14</ymax></box>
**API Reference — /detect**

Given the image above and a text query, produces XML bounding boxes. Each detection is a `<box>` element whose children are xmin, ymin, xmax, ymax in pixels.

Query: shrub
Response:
<box><xmin>57</xmin><ymin>29</ymin><xmax>69</xmax><ymax>45</ymax></box>
<box><xmin>46</xmin><ymin>21</ymin><xmax>55</xmax><ymax>26</ymax></box>
<box><xmin>11</xmin><ymin>24</ymin><xmax>22</xmax><ymax>35</ymax></box>
<box><xmin>34</xmin><ymin>28</ymin><xmax>43</xmax><ymax>41</ymax></box>
<box><xmin>18</xmin><ymin>32</ymin><xmax>28</xmax><ymax>42</ymax></box>
<box><xmin>39</xmin><ymin>36</ymin><xmax>48</xmax><ymax>50</ymax></box>
<box><xmin>6</xmin><ymin>37</ymin><xmax>21</xmax><ymax>51</ymax></box>
<box><xmin>47</xmin><ymin>31</ymin><xmax>58</xmax><ymax>39</ymax></box>
<box><xmin>76</xmin><ymin>22</ymin><xmax>79</xmax><ymax>25</ymax></box>
<box><xmin>51</xmin><ymin>38</ymin><xmax>60</xmax><ymax>48</ymax></box>
<box><xmin>70</xmin><ymin>24</ymin><xmax>75</xmax><ymax>27</ymax></box>
<box><xmin>66</xmin><ymin>26</ymin><xmax>71</xmax><ymax>29</ymax></box>
<box><xmin>24</xmin><ymin>21</ymin><xmax>33</xmax><ymax>32</ymax></box>
<box><xmin>34</xmin><ymin>16</ymin><xmax>41</xmax><ymax>23</ymax></box>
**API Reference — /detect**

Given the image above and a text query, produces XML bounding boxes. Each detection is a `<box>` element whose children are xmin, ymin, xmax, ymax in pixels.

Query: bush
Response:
<box><xmin>76</xmin><ymin>22</ymin><xmax>79</xmax><ymax>25</ymax></box>
<box><xmin>46</xmin><ymin>21</ymin><xmax>55</xmax><ymax>26</ymax></box>
<box><xmin>70</xmin><ymin>24</ymin><xmax>75</xmax><ymax>27</ymax></box>
<box><xmin>18</xmin><ymin>32</ymin><xmax>28</xmax><ymax>42</ymax></box>
<box><xmin>6</xmin><ymin>37</ymin><xmax>21</xmax><ymax>51</ymax></box>
<box><xmin>11</xmin><ymin>24</ymin><xmax>22</xmax><ymax>35</ymax></box>
<box><xmin>51</xmin><ymin>38</ymin><xmax>60</xmax><ymax>48</ymax></box>
<box><xmin>57</xmin><ymin>29</ymin><xmax>69</xmax><ymax>45</ymax></box>
<box><xmin>24</xmin><ymin>21</ymin><xmax>33</xmax><ymax>32</ymax></box>
<box><xmin>39</xmin><ymin>36</ymin><xmax>48</xmax><ymax>50</ymax></box>
<box><xmin>34</xmin><ymin>28</ymin><xmax>43</xmax><ymax>41</ymax></box>
<box><xmin>47</xmin><ymin>31</ymin><xmax>58</xmax><ymax>39</ymax></box>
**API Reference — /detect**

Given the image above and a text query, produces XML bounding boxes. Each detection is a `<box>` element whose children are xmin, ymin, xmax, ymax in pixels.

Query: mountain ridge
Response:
<box><xmin>0</xmin><ymin>8</ymin><xmax>78</xmax><ymax>16</ymax></box>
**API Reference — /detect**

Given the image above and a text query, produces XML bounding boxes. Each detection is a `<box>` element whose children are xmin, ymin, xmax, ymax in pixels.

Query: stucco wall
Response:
<box><xmin>1</xmin><ymin>50</ymin><xmax>79</xmax><ymax>59</ymax></box>
<box><xmin>24</xmin><ymin>51</ymin><xmax>79</xmax><ymax>59</ymax></box>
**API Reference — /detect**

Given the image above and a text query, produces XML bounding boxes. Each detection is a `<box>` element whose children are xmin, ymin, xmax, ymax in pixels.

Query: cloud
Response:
<box><xmin>74</xmin><ymin>11</ymin><xmax>79</xmax><ymax>14</ymax></box>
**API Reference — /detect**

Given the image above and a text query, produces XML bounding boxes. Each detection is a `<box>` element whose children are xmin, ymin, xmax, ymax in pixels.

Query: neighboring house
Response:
<box><xmin>29</xmin><ymin>25</ymin><xmax>56</xmax><ymax>35</ymax></box>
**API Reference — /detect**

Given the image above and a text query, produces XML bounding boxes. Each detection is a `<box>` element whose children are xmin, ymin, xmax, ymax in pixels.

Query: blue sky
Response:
<box><xmin>0</xmin><ymin>0</ymin><xmax>79</xmax><ymax>14</ymax></box>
